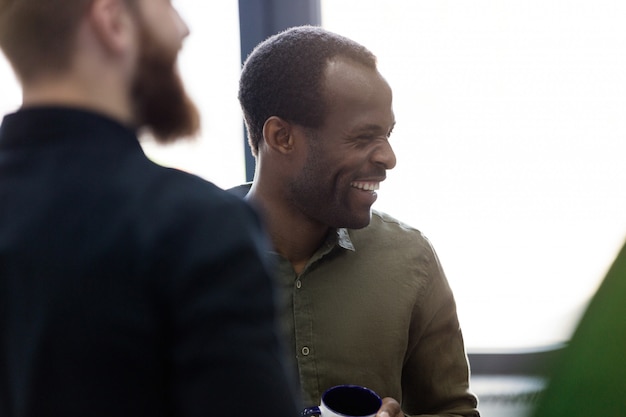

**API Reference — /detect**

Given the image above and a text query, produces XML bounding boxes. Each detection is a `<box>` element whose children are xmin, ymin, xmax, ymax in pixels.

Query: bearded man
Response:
<box><xmin>0</xmin><ymin>1</ymin><xmax>299</xmax><ymax>416</ymax></box>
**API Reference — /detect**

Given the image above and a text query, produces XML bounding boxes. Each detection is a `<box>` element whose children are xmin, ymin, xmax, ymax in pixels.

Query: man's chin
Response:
<box><xmin>130</xmin><ymin>26</ymin><xmax>201</xmax><ymax>144</ymax></box>
<box><xmin>149</xmin><ymin>103</ymin><xmax>200</xmax><ymax>144</ymax></box>
<box><xmin>340</xmin><ymin>210</ymin><xmax>373</xmax><ymax>230</ymax></box>
<box><xmin>133</xmin><ymin>81</ymin><xmax>201</xmax><ymax>144</ymax></box>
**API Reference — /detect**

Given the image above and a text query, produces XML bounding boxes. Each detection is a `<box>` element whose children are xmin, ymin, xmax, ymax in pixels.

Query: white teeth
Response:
<box><xmin>351</xmin><ymin>182</ymin><xmax>380</xmax><ymax>191</ymax></box>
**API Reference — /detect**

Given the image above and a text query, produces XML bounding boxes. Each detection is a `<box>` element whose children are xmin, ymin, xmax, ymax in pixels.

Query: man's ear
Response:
<box><xmin>87</xmin><ymin>0</ymin><xmax>136</xmax><ymax>55</ymax></box>
<box><xmin>262</xmin><ymin>116</ymin><xmax>295</xmax><ymax>155</ymax></box>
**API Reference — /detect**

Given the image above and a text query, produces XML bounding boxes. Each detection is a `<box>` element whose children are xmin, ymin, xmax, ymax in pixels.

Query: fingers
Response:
<box><xmin>377</xmin><ymin>397</ymin><xmax>403</xmax><ymax>417</ymax></box>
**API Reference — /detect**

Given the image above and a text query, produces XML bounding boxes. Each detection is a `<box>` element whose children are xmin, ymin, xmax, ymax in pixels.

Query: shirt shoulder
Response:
<box><xmin>349</xmin><ymin>210</ymin><xmax>435</xmax><ymax>255</ymax></box>
<box><xmin>114</xmin><ymin>159</ymin><xmax>266</xmax><ymax>263</ymax></box>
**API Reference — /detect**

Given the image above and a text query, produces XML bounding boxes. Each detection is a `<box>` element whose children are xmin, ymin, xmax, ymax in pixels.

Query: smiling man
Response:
<box><xmin>235</xmin><ymin>26</ymin><xmax>479</xmax><ymax>417</ymax></box>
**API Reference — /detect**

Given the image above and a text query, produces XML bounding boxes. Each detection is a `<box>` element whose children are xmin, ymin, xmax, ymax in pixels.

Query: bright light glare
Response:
<box><xmin>322</xmin><ymin>0</ymin><xmax>626</xmax><ymax>350</ymax></box>
<box><xmin>0</xmin><ymin>57</ymin><xmax>19</xmax><ymax>116</ymax></box>
<box><xmin>0</xmin><ymin>3</ymin><xmax>245</xmax><ymax>189</ymax></box>
<box><xmin>141</xmin><ymin>2</ymin><xmax>246</xmax><ymax>188</ymax></box>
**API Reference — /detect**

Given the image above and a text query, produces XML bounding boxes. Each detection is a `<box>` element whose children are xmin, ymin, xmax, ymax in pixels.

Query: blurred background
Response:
<box><xmin>2</xmin><ymin>1</ymin><xmax>625</xmax><ymax>415</ymax></box>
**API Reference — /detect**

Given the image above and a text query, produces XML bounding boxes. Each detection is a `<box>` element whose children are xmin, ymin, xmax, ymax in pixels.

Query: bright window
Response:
<box><xmin>322</xmin><ymin>0</ymin><xmax>626</xmax><ymax>350</ymax></box>
<box><xmin>141</xmin><ymin>2</ymin><xmax>245</xmax><ymax>188</ymax></box>
<box><xmin>0</xmin><ymin>2</ymin><xmax>245</xmax><ymax>189</ymax></box>
<box><xmin>0</xmin><ymin>54</ymin><xmax>20</xmax><ymax>116</ymax></box>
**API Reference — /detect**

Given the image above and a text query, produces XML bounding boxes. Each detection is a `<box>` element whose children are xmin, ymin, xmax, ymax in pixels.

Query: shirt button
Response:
<box><xmin>301</xmin><ymin>346</ymin><xmax>310</xmax><ymax>356</ymax></box>
<box><xmin>296</xmin><ymin>280</ymin><xmax>302</xmax><ymax>289</ymax></box>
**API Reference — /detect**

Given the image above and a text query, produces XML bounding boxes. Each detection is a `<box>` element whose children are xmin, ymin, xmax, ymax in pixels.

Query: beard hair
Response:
<box><xmin>130</xmin><ymin>24</ymin><xmax>200</xmax><ymax>144</ymax></box>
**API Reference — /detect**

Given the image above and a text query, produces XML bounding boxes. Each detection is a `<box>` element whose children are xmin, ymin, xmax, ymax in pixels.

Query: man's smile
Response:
<box><xmin>350</xmin><ymin>181</ymin><xmax>381</xmax><ymax>191</ymax></box>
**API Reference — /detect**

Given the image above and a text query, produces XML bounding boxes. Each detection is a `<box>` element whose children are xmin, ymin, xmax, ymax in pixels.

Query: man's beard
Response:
<box><xmin>130</xmin><ymin>26</ymin><xmax>200</xmax><ymax>144</ymax></box>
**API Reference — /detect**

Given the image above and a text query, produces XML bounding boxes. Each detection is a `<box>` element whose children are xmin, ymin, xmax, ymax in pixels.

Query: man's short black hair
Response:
<box><xmin>238</xmin><ymin>25</ymin><xmax>377</xmax><ymax>157</ymax></box>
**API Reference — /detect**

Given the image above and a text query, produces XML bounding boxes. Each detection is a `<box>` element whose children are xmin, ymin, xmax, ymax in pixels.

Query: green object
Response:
<box><xmin>532</xmin><ymin>240</ymin><xmax>626</xmax><ymax>416</ymax></box>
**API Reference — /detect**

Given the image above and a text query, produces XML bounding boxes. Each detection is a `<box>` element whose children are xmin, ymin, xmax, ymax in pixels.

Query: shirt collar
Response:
<box><xmin>336</xmin><ymin>228</ymin><xmax>356</xmax><ymax>252</ymax></box>
<box><xmin>301</xmin><ymin>228</ymin><xmax>354</xmax><ymax>272</ymax></box>
<box><xmin>271</xmin><ymin>227</ymin><xmax>356</xmax><ymax>277</ymax></box>
<box><xmin>311</xmin><ymin>228</ymin><xmax>356</xmax><ymax>257</ymax></box>
<box><xmin>0</xmin><ymin>106</ymin><xmax>138</xmax><ymax>149</ymax></box>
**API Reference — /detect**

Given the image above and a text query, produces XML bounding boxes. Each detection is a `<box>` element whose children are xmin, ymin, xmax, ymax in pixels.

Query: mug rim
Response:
<box><xmin>321</xmin><ymin>384</ymin><xmax>382</xmax><ymax>417</ymax></box>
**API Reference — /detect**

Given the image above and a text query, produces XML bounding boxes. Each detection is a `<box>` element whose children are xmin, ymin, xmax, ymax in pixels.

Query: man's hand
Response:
<box><xmin>376</xmin><ymin>397</ymin><xmax>403</xmax><ymax>417</ymax></box>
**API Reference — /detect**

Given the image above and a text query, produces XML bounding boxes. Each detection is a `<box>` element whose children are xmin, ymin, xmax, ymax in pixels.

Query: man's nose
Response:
<box><xmin>372</xmin><ymin>140</ymin><xmax>397</xmax><ymax>170</ymax></box>
<box><xmin>174</xmin><ymin>8</ymin><xmax>190</xmax><ymax>39</ymax></box>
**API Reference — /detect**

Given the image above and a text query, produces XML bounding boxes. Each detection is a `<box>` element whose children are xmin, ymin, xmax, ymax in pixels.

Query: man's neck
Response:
<box><xmin>246</xmin><ymin>185</ymin><xmax>330</xmax><ymax>275</ymax></box>
<box><xmin>21</xmin><ymin>73</ymin><xmax>134</xmax><ymax>126</ymax></box>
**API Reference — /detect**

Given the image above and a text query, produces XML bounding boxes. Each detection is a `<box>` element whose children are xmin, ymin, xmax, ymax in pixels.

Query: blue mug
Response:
<box><xmin>301</xmin><ymin>385</ymin><xmax>382</xmax><ymax>417</ymax></box>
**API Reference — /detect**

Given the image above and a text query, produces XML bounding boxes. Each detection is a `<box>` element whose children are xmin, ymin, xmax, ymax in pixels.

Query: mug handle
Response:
<box><xmin>301</xmin><ymin>406</ymin><xmax>321</xmax><ymax>416</ymax></box>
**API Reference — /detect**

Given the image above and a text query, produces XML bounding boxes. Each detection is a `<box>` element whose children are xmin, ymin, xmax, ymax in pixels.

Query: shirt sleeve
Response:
<box><xmin>401</xmin><ymin>238</ymin><xmax>480</xmax><ymax>417</ymax></box>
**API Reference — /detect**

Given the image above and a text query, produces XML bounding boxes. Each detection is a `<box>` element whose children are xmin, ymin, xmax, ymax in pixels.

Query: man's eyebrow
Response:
<box><xmin>351</xmin><ymin>123</ymin><xmax>396</xmax><ymax>135</ymax></box>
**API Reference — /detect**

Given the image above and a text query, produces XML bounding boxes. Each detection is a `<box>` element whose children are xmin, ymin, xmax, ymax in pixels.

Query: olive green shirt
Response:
<box><xmin>271</xmin><ymin>210</ymin><xmax>479</xmax><ymax>417</ymax></box>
